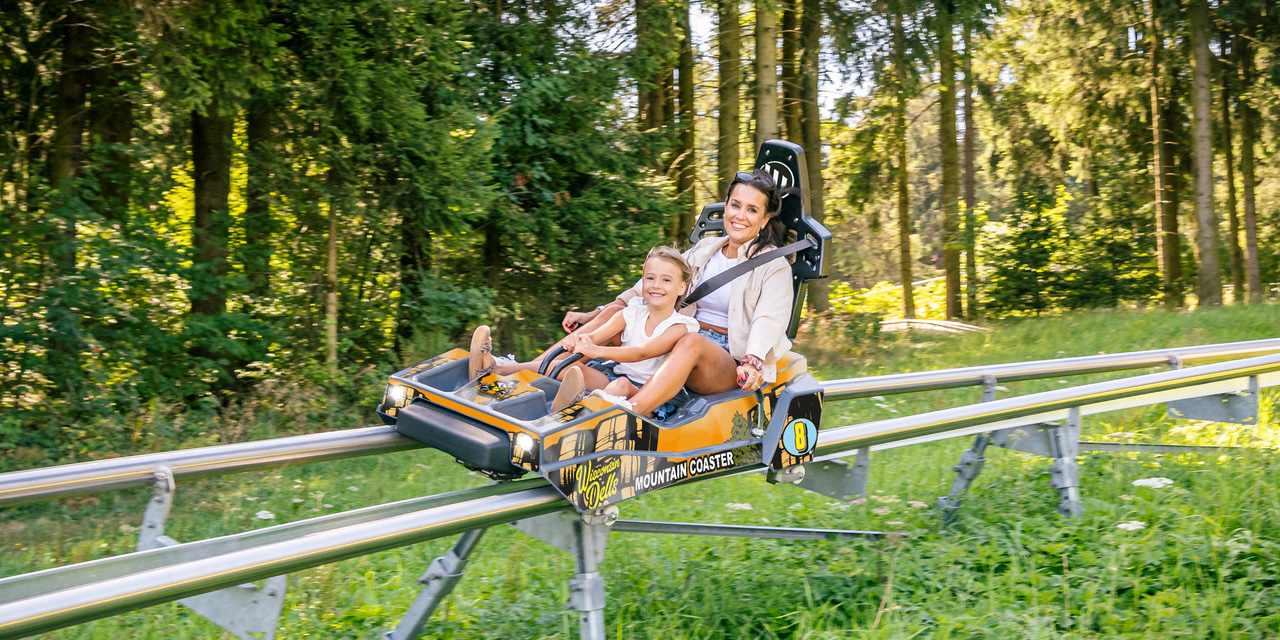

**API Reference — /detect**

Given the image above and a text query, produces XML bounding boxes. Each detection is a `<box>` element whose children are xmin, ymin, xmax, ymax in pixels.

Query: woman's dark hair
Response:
<box><xmin>726</xmin><ymin>168</ymin><xmax>797</xmax><ymax>259</ymax></box>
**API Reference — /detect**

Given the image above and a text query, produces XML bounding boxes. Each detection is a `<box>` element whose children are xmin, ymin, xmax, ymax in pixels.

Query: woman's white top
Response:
<box><xmin>614</xmin><ymin>298</ymin><xmax>699</xmax><ymax>384</ymax></box>
<box><xmin>693</xmin><ymin>248</ymin><xmax>733</xmax><ymax>329</ymax></box>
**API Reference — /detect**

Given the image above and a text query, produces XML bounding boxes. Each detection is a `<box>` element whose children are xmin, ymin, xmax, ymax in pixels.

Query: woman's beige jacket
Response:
<box><xmin>616</xmin><ymin>236</ymin><xmax>794</xmax><ymax>382</ymax></box>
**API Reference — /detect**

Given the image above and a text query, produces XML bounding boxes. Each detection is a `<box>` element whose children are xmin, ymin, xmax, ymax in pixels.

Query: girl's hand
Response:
<box><xmin>562</xmin><ymin>309</ymin><xmax>598</xmax><ymax>333</ymax></box>
<box><xmin>557</xmin><ymin>334</ymin><xmax>579</xmax><ymax>352</ymax></box>
<box><xmin>736</xmin><ymin>363</ymin><xmax>763</xmax><ymax>392</ymax></box>
<box><xmin>574</xmin><ymin>336</ymin><xmax>602</xmax><ymax>359</ymax></box>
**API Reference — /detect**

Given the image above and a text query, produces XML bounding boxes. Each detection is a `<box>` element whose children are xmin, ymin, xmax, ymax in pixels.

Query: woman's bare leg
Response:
<box><xmin>629</xmin><ymin>333</ymin><xmax>738</xmax><ymax>416</ymax></box>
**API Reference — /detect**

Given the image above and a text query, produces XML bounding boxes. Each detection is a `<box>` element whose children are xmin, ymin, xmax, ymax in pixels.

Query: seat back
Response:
<box><xmin>687</xmin><ymin>139</ymin><xmax>831</xmax><ymax>339</ymax></box>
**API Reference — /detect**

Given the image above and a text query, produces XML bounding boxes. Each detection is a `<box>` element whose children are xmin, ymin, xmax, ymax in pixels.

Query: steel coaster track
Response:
<box><xmin>3</xmin><ymin>337</ymin><xmax>1278</xmax><ymax>509</ymax></box>
<box><xmin>2</xmin><ymin>352</ymin><xmax>1278</xmax><ymax>639</ymax></box>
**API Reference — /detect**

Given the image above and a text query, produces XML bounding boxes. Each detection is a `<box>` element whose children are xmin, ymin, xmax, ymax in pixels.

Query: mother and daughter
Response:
<box><xmin>467</xmin><ymin>168</ymin><xmax>796</xmax><ymax>419</ymax></box>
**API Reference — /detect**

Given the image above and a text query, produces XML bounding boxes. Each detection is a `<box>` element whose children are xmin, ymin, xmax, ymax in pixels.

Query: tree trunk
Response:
<box><xmin>87</xmin><ymin>53</ymin><xmax>134</xmax><ymax>226</ymax></box>
<box><xmin>673</xmin><ymin>0</ymin><xmax>697</xmax><ymax>239</ymax></box>
<box><xmin>243</xmin><ymin>96</ymin><xmax>274</xmax><ymax>304</ymax></box>
<box><xmin>1219</xmin><ymin>36</ymin><xmax>1244</xmax><ymax>302</ymax></box>
<box><xmin>962</xmin><ymin>20</ymin><xmax>978</xmax><ymax>319</ymax></box>
<box><xmin>1236</xmin><ymin>27</ymin><xmax>1261</xmax><ymax>303</ymax></box>
<box><xmin>190</xmin><ymin>105</ymin><xmax>234</xmax><ymax>318</ymax></box>
<box><xmin>325</xmin><ymin>169</ymin><xmax>340</xmax><ymax>374</ymax></box>
<box><xmin>1149</xmin><ymin>1</ymin><xmax>1182</xmax><ymax>308</ymax></box>
<box><xmin>1188</xmin><ymin>0</ymin><xmax>1221</xmax><ymax>307</ymax></box>
<box><xmin>636</xmin><ymin>0</ymin><xmax>651</xmax><ymax>127</ymax></box>
<box><xmin>800</xmin><ymin>0</ymin><xmax>826</xmax><ymax>312</ymax></box>
<box><xmin>755</xmin><ymin>0</ymin><xmax>778</xmax><ymax>147</ymax></box>
<box><xmin>396</xmin><ymin>218</ymin><xmax>432</xmax><ymax>358</ymax></box>
<box><xmin>936</xmin><ymin>0</ymin><xmax>961</xmax><ymax>320</ymax></box>
<box><xmin>45</xmin><ymin>8</ymin><xmax>93</xmax><ymax>399</ymax></box>
<box><xmin>718</xmin><ymin>0</ymin><xmax>742</xmax><ymax>195</ymax></box>
<box><xmin>781</xmin><ymin>0</ymin><xmax>801</xmax><ymax>141</ymax></box>
<box><xmin>893</xmin><ymin>6</ymin><xmax>915</xmax><ymax>319</ymax></box>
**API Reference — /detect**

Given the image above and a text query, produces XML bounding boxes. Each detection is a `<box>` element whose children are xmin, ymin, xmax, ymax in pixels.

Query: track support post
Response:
<box><xmin>1047</xmin><ymin>407</ymin><xmax>1082</xmax><ymax>518</ymax></box>
<box><xmin>512</xmin><ymin>512</ymin><xmax>611</xmax><ymax>640</ymax></box>
<box><xmin>386</xmin><ymin>528</ymin><xmax>487</xmax><ymax>640</ymax></box>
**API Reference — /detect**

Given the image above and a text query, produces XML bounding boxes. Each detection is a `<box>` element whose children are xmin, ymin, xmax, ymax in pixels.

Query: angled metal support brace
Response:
<box><xmin>1167</xmin><ymin>375</ymin><xmax>1260</xmax><ymax>425</ymax></box>
<box><xmin>386</xmin><ymin>528</ymin><xmax>487</xmax><ymax>640</ymax></box>
<box><xmin>937</xmin><ymin>375</ymin><xmax>999</xmax><ymax>523</ymax></box>
<box><xmin>787</xmin><ymin>448</ymin><xmax>870</xmax><ymax>502</ymax></box>
<box><xmin>136</xmin><ymin>466</ymin><xmax>287</xmax><ymax>640</ymax></box>
<box><xmin>512</xmin><ymin>512</ymin><xmax>610</xmax><ymax>640</ymax></box>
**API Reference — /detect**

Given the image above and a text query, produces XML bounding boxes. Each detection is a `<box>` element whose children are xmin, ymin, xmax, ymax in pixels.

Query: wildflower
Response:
<box><xmin>244</xmin><ymin>496</ymin><xmax>258</xmax><ymax>502</ymax></box>
<box><xmin>1057</xmin><ymin>380</ymin><xmax>1069</xmax><ymax>384</ymax></box>
<box><xmin>1132</xmin><ymin>477</ymin><xmax>1173</xmax><ymax>489</ymax></box>
<box><xmin>907</xmin><ymin>501</ymin><xmax>930</xmax><ymax>509</ymax></box>
<box><xmin>871</xmin><ymin>396</ymin><xmax>886</xmax><ymax>402</ymax></box>
<box><xmin>1116</xmin><ymin>521</ymin><xmax>1145</xmax><ymax>531</ymax></box>
<box><xmin>850</xmin><ymin>497</ymin><xmax>867</xmax><ymax>505</ymax></box>
<box><xmin>1118</xmin><ymin>494</ymin><xmax>1134</xmax><ymax>501</ymax></box>
<box><xmin>872</xmin><ymin>507</ymin><xmax>892</xmax><ymax>516</ymax></box>
<box><xmin>322</xmin><ymin>503</ymin><xmax>333</xmax><ymax>508</ymax></box>
<box><xmin>725</xmin><ymin>503</ymin><xmax>753</xmax><ymax>511</ymax></box>
<box><xmin>886</xmin><ymin>521</ymin><xmax>906</xmax><ymax>526</ymax></box>
<box><xmin>291</xmin><ymin>498</ymin><xmax>305</xmax><ymax>503</ymax></box>
<box><xmin>348</xmin><ymin>486</ymin><xmax>359</xmax><ymax>492</ymax></box>
<box><xmin>255</xmin><ymin>510</ymin><xmax>275</xmax><ymax>520</ymax></box>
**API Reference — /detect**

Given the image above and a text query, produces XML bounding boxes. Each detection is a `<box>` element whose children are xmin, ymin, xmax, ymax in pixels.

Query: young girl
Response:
<box><xmin>572</xmin><ymin>246</ymin><xmax>699</xmax><ymax>409</ymax></box>
<box><xmin>468</xmin><ymin>246</ymin><xmax>698</xmax><ymax>412</ymax></box>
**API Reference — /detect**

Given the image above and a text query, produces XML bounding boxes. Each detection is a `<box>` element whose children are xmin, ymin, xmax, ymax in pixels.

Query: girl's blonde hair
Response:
<box><xmin>645</xmin><ymin>245</ymin><xmax>693</xmax><ymax>309</ymax></box>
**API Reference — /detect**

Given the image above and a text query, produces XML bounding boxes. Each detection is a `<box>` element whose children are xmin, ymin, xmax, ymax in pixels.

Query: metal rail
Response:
<box><xmin>4</xmin><ymin>338</ymin><xmax>1278</xmax><ymax>509</ymax></box>
<box><xmin>0</xmin><ymin>485</ymin><xmax>567</xmax><ymax>639</ymax></box>
<box><xmin>816</xmin><ymin>353</ymin><xmax>1280</xmax><ymax>457</ymax></box>
<box><xmin>821</xmin><ymin>337</ymin><xmax>1280</xmax><ymax>400</ymax></box>
<box><xmin>0</xmin><ymin>425</ymin><xmax>421</xmax><ymax>508</ymax></box>
<box><xmin>2</xmin><ymin>353</ymin><xmax>1277</xmax><ymax>639</ymax></box>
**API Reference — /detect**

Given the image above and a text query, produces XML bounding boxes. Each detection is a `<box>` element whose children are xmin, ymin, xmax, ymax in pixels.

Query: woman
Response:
<box><xmin>564</xmin><ymin>168</ymin><xmax>795</xmax><ymax>417</ymax></box>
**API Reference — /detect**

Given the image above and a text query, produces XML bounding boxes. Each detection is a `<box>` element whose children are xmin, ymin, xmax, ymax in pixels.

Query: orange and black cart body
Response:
<box><xmin>379</xmin><ymin>349</ymin><xmax>823</xmax><ymax>513</ymax></box>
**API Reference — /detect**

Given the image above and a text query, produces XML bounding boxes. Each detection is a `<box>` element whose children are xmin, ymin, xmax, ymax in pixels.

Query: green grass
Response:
<box><xmin>3</xmin><ymin>303</ymin><xmax>1280</xmax><ymax>639</ymax></box>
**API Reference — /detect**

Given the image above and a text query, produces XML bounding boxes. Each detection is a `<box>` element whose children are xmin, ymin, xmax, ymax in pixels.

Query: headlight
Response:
<box><xmin>515</xmin><ymin>433</ymin><xmax>534</xmax><ymax>452</ymax></box>
<box><xmin>387</xmin><ymin>385</ymin><xmax>406</xmax><ymax>404</ymax></box>
<box><xmin>512</xmin><ymin>432</ymin><xmax>539</xmax><ymax>471</ymax></box>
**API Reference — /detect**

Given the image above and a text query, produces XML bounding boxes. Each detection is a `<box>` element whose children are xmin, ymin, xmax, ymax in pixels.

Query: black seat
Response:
<box><xmin>687</xmin><ymin>139</ymin><xmax>831</xmax><ymax>339</ymax></box>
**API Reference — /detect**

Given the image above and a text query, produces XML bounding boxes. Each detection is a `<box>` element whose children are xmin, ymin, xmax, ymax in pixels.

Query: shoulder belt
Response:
<box><xmin>682</xmin><ymin>238</ymin><xmax>815</xmax><ymax>307</ymax></box>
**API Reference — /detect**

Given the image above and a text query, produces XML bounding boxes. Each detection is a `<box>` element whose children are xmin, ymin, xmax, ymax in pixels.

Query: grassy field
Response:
<box><xmin>3</xmin><ymin>304</ymin><xmax>1280</xmax><ymax>639</ymax></box>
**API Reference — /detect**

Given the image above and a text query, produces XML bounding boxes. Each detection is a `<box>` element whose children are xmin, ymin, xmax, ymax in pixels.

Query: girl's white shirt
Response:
<box><xmin>693</xmin><ymin>248</ymin><xmax>732</xmax><ymax>329</ymax></box>
<box><xmin>613</xmin><ymin>298</ymin><xmax>699</xmax><ymax>384</ymax></box>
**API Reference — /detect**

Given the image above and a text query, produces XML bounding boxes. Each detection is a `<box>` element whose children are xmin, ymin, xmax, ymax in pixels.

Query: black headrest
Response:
<box><xmin>687</xmin><ymin>139</ymin><xmax>831</xmax><ymax>339</ymax></box>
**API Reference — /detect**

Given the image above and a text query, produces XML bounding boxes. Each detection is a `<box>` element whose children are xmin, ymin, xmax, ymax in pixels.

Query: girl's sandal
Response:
<box><xmin>550</xmin><ymin>366</ymin><xmax>586</xmax><ymax>412</ymax></box>
<box><xmin>469</xmin><ymin>325</ymin><xmax>495</xmax><ymax>380</ymax></box>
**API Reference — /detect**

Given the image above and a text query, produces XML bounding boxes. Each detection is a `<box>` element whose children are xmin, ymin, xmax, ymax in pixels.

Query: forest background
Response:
<box><xmin>1</xmin><ymin>0</ymin><xmax>1278</xmax><ymax>468</ymax></box>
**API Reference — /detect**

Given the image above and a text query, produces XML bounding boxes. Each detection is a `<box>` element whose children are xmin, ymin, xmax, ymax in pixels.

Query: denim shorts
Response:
<box><xmin>699</xmin><ymin>327</ymin><xmax>730</xmax><ymax>350</ymax></box>
<box><xmin>586</xmin><ymin>359</ymin><xmax>642</xmax><ymax>387</ymax></box>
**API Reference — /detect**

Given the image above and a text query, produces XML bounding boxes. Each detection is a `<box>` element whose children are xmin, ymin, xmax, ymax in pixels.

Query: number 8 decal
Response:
<box><xmin>781</xmin><ymin>418</ymin><xmax>817</xmax><ymax>456</ymax></box>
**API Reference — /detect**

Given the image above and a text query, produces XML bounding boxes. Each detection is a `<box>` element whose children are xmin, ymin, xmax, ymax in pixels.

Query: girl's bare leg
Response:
<box><xmin>557</xmin><ymin>362</ymin><xmax>612</xmax><ymax>391</ymax></box>
<box><xmin>604</xmin><ymin>377</ymin><xmax>639</xmax><ymax>399</ymax></box>
<box><xmin>629</xmin><ymin>333</ymin><xmax>738</xmax><ymax>416</ymax></box>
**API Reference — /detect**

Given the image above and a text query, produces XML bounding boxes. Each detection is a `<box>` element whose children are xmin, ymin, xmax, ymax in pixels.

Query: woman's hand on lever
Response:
<box><xmin>736</xmin><ymin>355</ymin><xmax>764</xmax><ymax>392</ymax></box>
<box><xmin>561</xmin><ymin>308</ymin><xmax>599</xmax><ymax>333</ymax></box>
